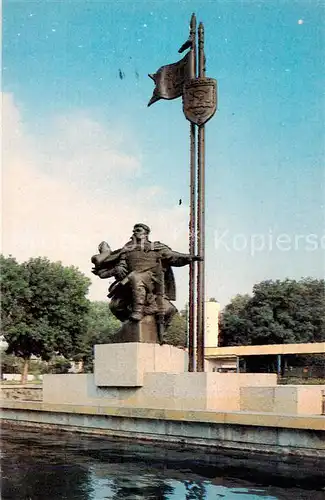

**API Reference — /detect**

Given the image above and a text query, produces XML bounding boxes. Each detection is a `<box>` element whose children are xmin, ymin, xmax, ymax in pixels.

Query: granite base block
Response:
<box><xmin>94</xmin><ymin>342</ymin><xmax>188</xmax><ymax>387</ymax></box>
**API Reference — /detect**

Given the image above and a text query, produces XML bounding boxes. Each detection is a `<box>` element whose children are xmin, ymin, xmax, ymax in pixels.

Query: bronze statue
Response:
<box><xmin>91</xmin><ymin>223</ymin><xmax>202</xmax><ymax>343</ymax></box>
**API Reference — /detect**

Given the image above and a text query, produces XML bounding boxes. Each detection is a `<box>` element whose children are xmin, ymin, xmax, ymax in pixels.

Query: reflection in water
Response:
<box><xmin>2</xmin><ymin>426</ymin><xmax>324</xmax><ymax>500</ymax></box>
<box><xmin>2</xmin><ymin>436</ymin><xmax>92</xmax><ymax>500</ymax></box>
<box><xmin>83</xmin><ymin>468</ymin><xmax>277</xmax><ymax>500</ymax></box>
<box><xmin>109</xmin><ymin>475</ymin><xmax>174</xmax><ymax>499</ymax></box>
<box><xmin>184</xmin><ymin>480</ymin><xmax>207</xmax><ymax>500</ymax></box>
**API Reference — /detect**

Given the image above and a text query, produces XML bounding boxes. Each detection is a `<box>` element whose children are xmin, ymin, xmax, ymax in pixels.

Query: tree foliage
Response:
<box><xmin>78</xmin><ymin>303</ymin><xmax>188</xmax><ymax>371</ymax></box>
<box><xmin>47</xmin><ymin>357</ymin><xmax>72</xmax><ymax>374</ymax></box>
<box><xmin>218</xmin><ymin>294</ymin><xmax>251</xmax><ymax>347</ymax></box>
<box><xmin>85</xmin><ymin>301</ymin><xmax>121</xmax><ymax>343</ymax></box>
<box><xmin>219</xmin><ymin>278</ymin><xmax>325</xmax><ymax>346</ymax></box>
<box><xmin>1</xmin><ymin>353</ymin><xmax>23</xmax><ymax>374</ymax></box>
<box><xmin>164</xmin><ymin>310</ymin><xmax>187</xmax><ymax>347</ymax></box>
<box><xmin>1</xmin><ymin>255</ymin><xmax>91</xmax><ymax>380</ymax></box>
<box><xmin>76</xmin><ymin>301</ymin><xmax>121</xmax><ymax>371</ymax></box>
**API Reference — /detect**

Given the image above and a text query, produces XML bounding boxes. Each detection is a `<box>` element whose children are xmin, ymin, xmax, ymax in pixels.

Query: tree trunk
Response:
<box><xmin>21</xmin><ymin>357</ymin><xmax>30</xmax><ymax>384</ymax></box>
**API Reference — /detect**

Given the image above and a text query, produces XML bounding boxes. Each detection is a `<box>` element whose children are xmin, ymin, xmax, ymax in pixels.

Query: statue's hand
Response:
<box><xmin>191</xmin><ymin>255</ymin><xmax>204</xmax><ymax>262</ymax></box>
<box><xmin>98</xmin><ymin>241</ymin><xmax>111</xmax><ymax>254</ymax></box>
<box><xmin>115</xmin><ymin>269</ymin><xmax>129</xmax><ymax>281</ymax></box>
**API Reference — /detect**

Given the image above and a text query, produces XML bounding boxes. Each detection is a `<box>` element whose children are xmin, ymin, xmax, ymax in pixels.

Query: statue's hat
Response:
<box><xmin>134</xmin><ymin>223</ymin><xmax>150</xmax><ymax>233</ymax></box>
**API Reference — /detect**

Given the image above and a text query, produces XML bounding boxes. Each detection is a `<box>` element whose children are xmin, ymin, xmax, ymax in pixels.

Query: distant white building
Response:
<box><xmin>0</xmin><ymin>336</ymin><xmax>8</xmax><ymax>351</ymax></box>
<box><xmin>204</xmin><ymin>300</ymin><xmax>220</xmax><ymax>348</ymax></box>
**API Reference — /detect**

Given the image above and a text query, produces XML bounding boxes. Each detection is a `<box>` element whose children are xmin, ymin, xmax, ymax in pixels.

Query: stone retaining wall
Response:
<box><xmin>1</xmin><ymin>384</ymin><xmax>43</xmax><ymax>402</ymax></box>
<box><xmin>2</xmin><ymin>401</ymin><xmax>324</xmax><ymax>458</ymax></box>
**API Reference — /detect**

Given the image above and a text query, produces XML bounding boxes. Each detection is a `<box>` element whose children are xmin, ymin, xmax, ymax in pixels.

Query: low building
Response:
<box><xmin>204</xmin><ymin>342</ymin><xmax>325</xmax><ymax>375</ymax></box>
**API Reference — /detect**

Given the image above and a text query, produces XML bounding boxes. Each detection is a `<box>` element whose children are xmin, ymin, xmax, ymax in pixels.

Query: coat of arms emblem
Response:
<box><xmin>183</xmin><ymin>77</ymin><xmax>217</xmax><ymax>126</ymax></box>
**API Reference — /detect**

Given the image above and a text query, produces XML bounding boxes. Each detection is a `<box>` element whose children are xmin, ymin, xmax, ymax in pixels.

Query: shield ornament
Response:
<box><xmin>183</xmin><ymin>77</ymin><xmax>217</xmax><ymax>125</ymax></box>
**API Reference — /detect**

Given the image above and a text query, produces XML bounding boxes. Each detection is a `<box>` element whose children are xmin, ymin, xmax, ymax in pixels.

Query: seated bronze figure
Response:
<box><xmin>91</xmin><ymin>223</ymin><xmax>201</xmax><ymax>343</ymax></box>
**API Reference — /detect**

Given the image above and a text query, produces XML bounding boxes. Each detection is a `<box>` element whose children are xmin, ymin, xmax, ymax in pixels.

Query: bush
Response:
<box><xmin>1</xmin><ymin>353</ymin><xmax>22</xmax><ymax>374</ymax></box>
<box><xmin>47</xmin><ymin>357</ymin><xmax>72</xmax><ymax>374</ymax></box>
<box><xmin>279</xmin><ymin>377</ymin><xmax>325</xmax><ymax>385</ymax></box>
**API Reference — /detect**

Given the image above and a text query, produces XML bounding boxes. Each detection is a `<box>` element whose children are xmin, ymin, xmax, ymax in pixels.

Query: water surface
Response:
<box><xmin>2</xmin><ymin>426</ymin><xmax>324</xmax><ymax>499</ymax></box>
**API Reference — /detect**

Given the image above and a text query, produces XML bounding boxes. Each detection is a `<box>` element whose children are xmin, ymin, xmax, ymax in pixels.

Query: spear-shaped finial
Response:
<box><xmin>198</xmin><ymin>22</ymin><xmax>204</xmax><ymax>40</ymax></box>
<box><xmin>179</xmin><ymin>13</ymin><xmax>196</xmax><ymax>53</ymax></box>
<box><xmin>190</xmin><ymin>12</ymin><xmax>196</xmax><ymax>31</ymax></box>
<box><xmin>198</xmin><ymin>22</ymin><xmax>205</xmax><ymax>77</ymax></box>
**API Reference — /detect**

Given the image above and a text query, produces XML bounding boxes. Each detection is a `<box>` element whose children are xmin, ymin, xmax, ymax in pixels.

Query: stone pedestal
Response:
<box><xmin>111</xmin><ymin>316</ymin><xmax>159</xmax><ymax>343</ymax></box>
<box><xmin>240</xmin><ymin>385</ymin><xmax>325</xmax><ymax>415</ymax></box>
<box><xmin>94</xmin><ymin>342</ymin><xmax>188</xmax><ymax>387</ymax></box>
<box><xmin>135</xmin><ymin>372</ymin><xmax>277</xmax><ymax>411</ymax></box>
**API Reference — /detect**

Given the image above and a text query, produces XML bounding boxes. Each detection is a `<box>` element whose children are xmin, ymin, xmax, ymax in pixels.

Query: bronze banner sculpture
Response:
<box><xmin>91</xmin><ymin>223</ymin><xmax>201</xmax><ymax>344</ymax></box>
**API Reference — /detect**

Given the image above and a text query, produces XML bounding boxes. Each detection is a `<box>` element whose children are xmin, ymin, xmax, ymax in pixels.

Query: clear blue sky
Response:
<box><xmin>3</xmin><ymin>0</ymin><xmax>324</xmax><ymax>307</ymax></box>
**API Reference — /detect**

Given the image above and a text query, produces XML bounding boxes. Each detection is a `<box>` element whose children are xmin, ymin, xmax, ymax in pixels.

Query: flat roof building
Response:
<box><xmin>204</xmin><ymin>342</ymin><xmax>325</xmax><ymax>374</ymax></box>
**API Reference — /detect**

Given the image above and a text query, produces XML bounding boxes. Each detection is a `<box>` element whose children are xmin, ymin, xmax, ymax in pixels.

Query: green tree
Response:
<box><xmin>219</xmin><ymin>278</ymin><xmax>325</xmax><ymax>347</ymax></box>
<box><xmin>1</xmin><ymin>353</ymin><xmax>23</xmax><ymax>375</ymax></box>
<box><xmin>1</xmin><ymin>255</ymin><xmax>91</xmax><ymax>382</ymax></box>
<box><xmin>218</xmin><ymin>294</ymin><xmax>251</xmax><ymax>346</ymax></box>
<box><xmin>77</xmin><ymin>301</ymin><xmax>121</xmax><ymax>372</ymax></box>
<box><xmin>164</xmin><ymin>310</ymin><xmax>187</xmax><ymax>347</ymax></box>
<box><xmin>77</xmin><ymin>303</ymin><xmax>188</xmax><ymax>371</ymax></box>
<box><xmin>47</xmin><ymin>357</ymin><xmax>72</xmax><ymax>374</ymax></box>
<box><xmin>86</xmin><ymin>301</ymin><xmax>121</xmax><ymax>342</ymax></box>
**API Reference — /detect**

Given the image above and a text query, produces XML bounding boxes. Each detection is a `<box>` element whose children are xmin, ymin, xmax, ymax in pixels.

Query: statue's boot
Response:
<box><xmin>130</xmin><ymin>286</ymin><xmax>146</xmax><ymax>322</ymax></box>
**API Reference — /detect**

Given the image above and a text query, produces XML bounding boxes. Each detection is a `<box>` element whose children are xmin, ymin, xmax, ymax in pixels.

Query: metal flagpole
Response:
<box><xmin>196</xmin><ymin>22</ymin><xmax>206</xmax><ymax>372</ymax></box>
<box><xmin>148</xmin><ymin>15</ymin><xmax>217</xmax><ymax>370</ymax></box>
<box><xmin>188</xmin><ymin>13</ymin><xmax>197</xmax><ymax>372</ymax></box>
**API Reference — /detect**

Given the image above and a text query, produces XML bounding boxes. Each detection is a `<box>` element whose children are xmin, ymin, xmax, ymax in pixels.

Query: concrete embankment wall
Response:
<box><xmin>2</xmin><ymin>401</ymin><xmax>324</xmax><ymax>459</ymax></box>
